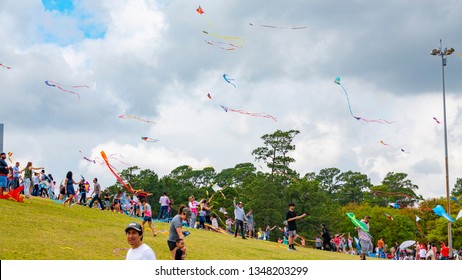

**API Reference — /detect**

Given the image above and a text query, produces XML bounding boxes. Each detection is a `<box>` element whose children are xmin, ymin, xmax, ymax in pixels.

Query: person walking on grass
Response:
<box><xmin>167</xmin><ymin>205</ymin><xmax>191</xmax><ymax>259</ymax></box>
<box><xmin>286</xmin><ymin>202</ymin><xmax>306</xmax><ymax>251</ymax></box>
<box><xmin>356</xmin><ymin>215</ymin><xmax>372</xmax><ymax>260</ymax></box>
<box><xmin>158</xmin><ymin>192</ymin><xmax>170</xmax><ymax>220</ymax></box>
<box><xmin>141</xmin><ymin>198</ymin><xmax>156</xmax><ymax>237</ymax></box>
<box><xmin>233</xmin><ymin>197</ymin><xmax>247</xmax><ymax>239</ymax></box>
<box><xmin>20</xmin><ymin>162</ymin><xmax>44</xmax><ymax>199</ymax></box>
<box><xmin>62</xmin><ymin>171</ymin><xmax>79</xmax><ymax>207</ymax></box>
<box><xmin>88</xmin><ymin>178</ymin><xmax>104</xmax><ymax>210</ymax></box>
<box><xmin>125</xmin><ymin>222</ymin><xmax>156</xmax><ymax>260</ymax></box>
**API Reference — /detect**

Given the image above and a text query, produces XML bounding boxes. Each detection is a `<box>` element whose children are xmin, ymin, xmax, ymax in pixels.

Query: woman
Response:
<box><xmin>167</xmin><ymin>205</ymin><xmax>191</xmax><ymax>259</ymax></box>
<box><xmin>188</xmin><ymin>196</ymin><xmax>205</xmax><ymax>228</ymax></box>
<box><xmin>20</xmin><ymin>162</ymin><xmax>44</xmax><ymax>199</ymax></box>
<box><xmin>62</xmin><ymin>171</ymin><xmax>79</xmax><ymax>207</ymax></box>
<box><xmin>113</xmin><ymin>190</ymin><xmax>122</xmax><ymax>212</ymax></box>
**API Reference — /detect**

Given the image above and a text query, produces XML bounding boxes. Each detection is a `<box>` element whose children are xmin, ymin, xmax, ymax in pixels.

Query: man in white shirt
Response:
<box><xmin>125</xmin><ymin>222</ymin><xmax>156</xmax><ymax>260</ymax></box>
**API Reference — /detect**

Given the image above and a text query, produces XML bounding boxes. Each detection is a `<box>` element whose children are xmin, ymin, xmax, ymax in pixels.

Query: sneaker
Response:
<box><xmin>242</xmin><ymin>237</ymin><xmax>247</xmax><ymax>240</ymax></box>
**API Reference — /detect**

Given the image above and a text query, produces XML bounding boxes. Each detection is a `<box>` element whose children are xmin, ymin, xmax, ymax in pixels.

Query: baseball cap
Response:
<box><xmin>125</xmin><ymin>222</ymin><xmax>143</xmax><ymax>234</ymax></box>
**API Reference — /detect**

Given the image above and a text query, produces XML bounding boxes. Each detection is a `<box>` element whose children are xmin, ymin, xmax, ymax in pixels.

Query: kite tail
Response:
<box><xmin>338</xmin><ymin>83</ymin><xmax>356</xmax><ymax>119</ymax></box>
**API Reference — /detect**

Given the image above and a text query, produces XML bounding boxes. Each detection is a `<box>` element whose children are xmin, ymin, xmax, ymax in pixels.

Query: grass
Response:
<box><xmin>0</xmin><ymin>197</ymin><xmax>361</xmax><ymax>260</ymax></box>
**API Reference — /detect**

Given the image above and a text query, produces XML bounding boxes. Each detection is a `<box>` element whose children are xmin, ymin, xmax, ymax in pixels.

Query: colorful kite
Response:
<box><xmin>196</xmin><ymin>5</ymin><xmax>204</xmax><ymax>14</ymax></box>
<box><xmin>380</xmin><ymin>141</ymin><xmax>389</xmax><ymax>146</ymax></box>
<box><xmin>457</xmin><ymin>210</ymin><xmax>462</xmax><ymax>221</ymax></box>
<box><xmin>44</xmin><ymin>80</ymin><xmax>88</xmax><ymax>101</ymax></box>
<box><xmin>118</xmin><ymin>115</ymin><xmax>156</xmax><ymax>125</ymax></box>
<box><xmin>345</xmin><ymin>212</ymin><xmax>372</xmax><ymax>238</ymax></box>
<box><xmin>100</xmin><ymin>150</ymin><xmax>135</xmax><ymax>194</ymax></box>
<box><xmin>220</xmin><ymin>104</ymin><xmax>277</xmax><ymax>122</ymax></box>
<box><xmin>141</xmin><ymin>137</ymin><xmax>159</xmax><ymax>143</ymax></box>
<box><xmin>432</xmin><ymin>204</ymin><xmax>454</xmax><ymax>222</ymax></box>
<box><xmin>334</xmin><ymin>77</ymin><xmax>394</xmax><ymax>124</ymax></box>
<box><xmin>223</xmin><ymin>74</ymin><xmax>237</xmax><ymax>88</ymax></box>
<box><xmin>0</xmin><ymin>63</ymin><xmax>11</xmax><ymax>70</ymax></box>
<box><xmin>0</xmin><ymin>185</ymin><xmax>24</xmax><ymax>202</ymax></box>
<box><xmin>7</xmin><ymin>152</ymin><xmax>13</xmax><ymax>164</ymax></box>
<box><xmin>433</xmin><ymin>117</ymin><xmax>440</xmax><ymax>124</ymax></box>
<box><xmin>207</xmin><ymin>93</ymin><xmax>212</xmax><ymax>99</ymax></box>
<box><xmin>384</xmin><ymin>213</ymin><xmax>394</xmax><ymax>221</ymax></box>
<box><xmin>205</xmin><ymin>39</ymin><xmax>241</xmax><ymax>51</ymax></box>
<box><xmin>249</xmin><ymin>23</ymin><xmax>307</xmax><ymax>30</ymax></box>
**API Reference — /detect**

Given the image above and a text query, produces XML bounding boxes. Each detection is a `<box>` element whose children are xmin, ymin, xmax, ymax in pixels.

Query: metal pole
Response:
<box><xmin>0</xmin><ymin>123</ymin><xmax>3</xmax><ymax>153</ymax></box>
<box><xmin>439</xmin><ymin>39</ymin><xmax>452</xmax><ymax>255</ymax></box>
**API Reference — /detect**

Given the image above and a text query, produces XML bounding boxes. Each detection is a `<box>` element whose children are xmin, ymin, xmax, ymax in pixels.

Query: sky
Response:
<box><xmin>1</xmin><ymin>0</ymin><xmax>462</xmax><ymax>200</ymax></box>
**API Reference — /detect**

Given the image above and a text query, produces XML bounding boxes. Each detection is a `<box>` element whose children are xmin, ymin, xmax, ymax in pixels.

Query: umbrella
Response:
<box><xmin>399</xmin><ymin>240</ymin><xmax>416</xmax><ymax>250</ymax></box>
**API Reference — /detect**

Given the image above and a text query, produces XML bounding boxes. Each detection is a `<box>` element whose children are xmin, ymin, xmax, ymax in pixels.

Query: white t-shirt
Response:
<box><xmin>419</xmin><ymin>248</ymin><xmax>427</xmax><ymax>259</ymax></box>
<box><xmin>126</xmin><ymin>243</ymin><xmax>156</xmax><ymax>260</ymax></box>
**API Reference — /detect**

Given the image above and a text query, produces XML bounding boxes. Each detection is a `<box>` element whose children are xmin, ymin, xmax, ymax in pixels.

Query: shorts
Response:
<box><xmin>288</xmin><ymin>230</ymin><xmax>297</xmax><ymax>237</ymax></box>
<box><xmin>105</xmin><ymin>200</ymin><xmax>110</xmax><ymax>207</ymax></box>
<box><xmin>360</xmin><ymin>239</ymin><xmax>373</xmax><ymax>254</ymax></box>
<box><xmin>0</xmin><ymin>176</ymin><xmax>7</xmax><ymax>188</ymax></box>
<box><xmin>143</xmin><ymin>216</ymin><xmax>152</xmax><ymax>222</ymax></box>
<box><xmin>167</xmin><ymin>240</ymin><xmax>177</xmax><ymax>251</ymax></box>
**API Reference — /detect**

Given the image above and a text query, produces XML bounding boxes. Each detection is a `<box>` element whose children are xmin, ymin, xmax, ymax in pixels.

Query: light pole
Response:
<box><xmin>430</xmin><ymin>39</ymin><xmax>454</xmax><ymax>255</ymax></box>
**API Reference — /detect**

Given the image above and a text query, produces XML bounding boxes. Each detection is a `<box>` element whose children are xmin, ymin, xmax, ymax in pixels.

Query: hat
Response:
<box><xmin>125</xmin><ymin>222</ymin><xmax>143</xmax><ymax>234</ymax></box>
<box><xmin>238</xmin><ymin>201</ymin><xmax>243</xmax><ymax>204</ymax></box>
<box><xmin>181</xmin><ymin>207</ymin><xmax>191</xmax><ymax>218</ymax></box>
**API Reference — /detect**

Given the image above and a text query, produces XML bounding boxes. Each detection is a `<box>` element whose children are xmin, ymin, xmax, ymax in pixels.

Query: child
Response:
<box><xmin>226</xmin><ymin>217</ymin><xmax>234</xmax><ymax>234</ymax></box>
<box><xmin>198</xmin><ymin>207</ymin><xmax>206</xmax><ymax>229</ymax></box>
<box><xmin>141</xmin><ymin>199</ymin><xmax>156</xmax><ymax>237</ymax></box>
<box><xmin>32</xmin><ymin>172</ymin><xmax>40</xmax><ymax>196</ymax></box>
<box><xmin>211</xmin><ymin>213</ymin><xmax>218</xmax><ymax>228</ymax></box>
<box><xmin>174</xmin><ymin>238</ymin><xmax>187</xmax><ymax>260</ymax></box>
<box><xmin>315</xmin><ymin>236</ymin><xmax>322</xmax><ymax>250</ymax></box>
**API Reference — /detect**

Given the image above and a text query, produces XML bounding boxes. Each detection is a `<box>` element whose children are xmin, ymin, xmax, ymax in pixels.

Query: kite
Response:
<box><xmin>0</xmin><ymin>63</ymin><xmax>11</xmax><ymax>69</ymax></box>
<box><xmin>432</xmin><ymin>204</ymin><xmax>454</xmax><ymax>222</ymax></box>
<box><xmin>44</xmin><ymin>80</ymin><xmax>88</xmax><ymax>101</ymax></box>
<box><xmin>223</xmin><ymin>74</ymin><xmax>237</xmax><ymax>88</ymax></box>
<box><xmin>0</xmin><ymin>185</ymin><xmax>24</xmax><ymax>202</ymax></box>
<box><xmin>207</xmin><ymin>93</ymin><xmax>212</xmax><ymax>99</ymax></box>
<box><xmin>388</xmin><ymin>202</ymin><xmax>400</xmax><ymax>209</ymax></box>
<box><xmin>141</xmin><ymin>137</ymin><xmax>159</xmax><ymax>143</ymax></box>
<box><xmin>334</xmin><ymin>77</ymin><xmax>394</xmax><ymax>124</ymax></box>
<box><xmin>400</xmin><ymin>148</ymin><xmax>409</xmax><ymax>154</ymax></box>
<box><xmin>220</xmin><ymin>104</ymin><xmax>277</xmax><ymax>122</ymax></box>
<box><xmin>416</xmin><ymin>215</ymin><xmax>421</xmax><ymax>222</ymax></box>
<box><xmin>196</xmin><ymin>5</ymin><xmax>204</xmax><ymax>14</ymax></box>
<box><xmin>384</xmin><ymin>213</ymin><xmax>394</xmax><ymax>221</ymax></box>
<box><xmin>380</xmin><ymin>141</ymin><xmax>389</xmax><ymax>146</ymax></box>
<box><xmin>249</xmin><ymin>23</ymin><xmax>307</xmax><ymax>30</ymax></box>
<box><xmin>433</xmin><ymin>117</ymin><xmax>440</xmax><ymax>124</ymax></box>
<box><xmin>100</xmin><ymin>150</ymin><xmax>135</xmax><ymax>194</ymax></box>
<box><xmin>451</xmin><ymin>197</ymin><xmax>462</xmax><ymax>206</ymax></box>
<box><xmin>118</xmin><ymin>115</ymin><xmax>156</xmax><ymax>125</ymax></box>
<box><xmin>345</xmin><ymin>212</ymin><xmax>372</xmax><ymax>238</ymax></box>
<box><xmin>7</xmin><ymin>152</ymin><xmax>13</xmax><ymax>164</ymax></box>
<box><xmin>205</xmin><ymin>39</ymin><xmax>241</xmax><ymax>51</ymax></box>
<box><xmin>457</xmin><ymin>210</ymin><xmax>462</xmax><ymax>221</ymax></box>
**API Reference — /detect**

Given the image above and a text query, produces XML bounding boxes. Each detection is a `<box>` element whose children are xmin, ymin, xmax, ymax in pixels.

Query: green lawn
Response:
<box><xmin>0</xmin><ymin>197</ymin><xmax>361</xmax><ymax>260</ymax></box>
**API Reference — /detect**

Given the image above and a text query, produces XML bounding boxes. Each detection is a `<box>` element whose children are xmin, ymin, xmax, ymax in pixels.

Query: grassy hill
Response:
<box><xmin>0</xmin><ymin>197</ymin><xmax>360</xmax><ymax>260</ymax></box>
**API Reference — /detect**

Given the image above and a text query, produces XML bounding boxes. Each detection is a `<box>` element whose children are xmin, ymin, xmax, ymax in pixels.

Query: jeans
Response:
<box><xmin>23</xmin><ymin>178</ymin><xmax>31</xmax><ymax>197</ymax></box>
<box><xmin>189</xmin><ymin>212</ymin><xmax>197</xmax><ymax>228</ymax></box>
<box><xmin>234</xmin><ymin>219</ymin><xmax>245</xmax><ymax>238</ymax></box>
<box><xmin>89</xmin><ymin>195</ymin><xmax>104</xmax><ymax>209</ymax></box>
<box><xmin>158</xmin><ymin>205</ymin><xmax>168</xmax><ymax>220</ymax></box>
<box><xmin>79</xmin><ymin>193</ymin><xmax>87</xmax><ymax>205</ymax></box>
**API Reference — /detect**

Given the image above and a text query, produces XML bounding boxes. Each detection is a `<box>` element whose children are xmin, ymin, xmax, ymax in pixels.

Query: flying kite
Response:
<box><xmin>196</xmin><ymin>5</ymin><xmax>204</xmax><ymax>14</ymax></box>
<box><xmin>433</xmin><ymin>117</ymin><xmax>440</xmax><ymax>124</ymax></box>
<box><xmin>44</xmin><ymin>80</ymin><xmax>88</xmax><ymax>101</ymax></box>
<box><xmin>249</xmin><ymin>23</ymin><xmax>307</xmax><ymax>30</ymax></box>
<box><xmin>380</xmin><ymin>140</ymin><xmax>389</xmax><ymax>146</ymax></box>
<box><xmin>207</xmin><ymin>93</ymin><xmax>212</xmax><ymax>99</ymax></box>
<box><xmin>220</xmin><ymin>104</ymin><xmax>277</xmax><ymax>122</ymax></box>
<box><xmin>334</xmin><ymin>77</ymin><xmax>394</xmax><ymax>124</ymax></box>
<box><xmin>451</xmin><ymin>197</ymin><xmax>462</xmax><ymax>206</ymax></box>
<box><xmin>457</xmin><ymin>210</ymin><xmax>462</xmax><ymax>221</ymax></box>
<box><xmin>388</xmin><ymin>202</ymin><xmax>400</xmax><ymax>209</ymax></box>
<box><xmin>118</xmin><ymin>115</ymin><xmax>156</xmax><ymax>125</ymax></box>
<box><xmin>384</xmin><ymin>213</ymin><xmax>394</xmax><ymax>221</ymax></box>
<box><xmin>0</xmin><ymin>63</ymin><xmax>11</xmax><ymax>69</ymax></box>
<box><xmin>223</xmin><ymin>74</ymin><xmax>237</xmax><ymax>88</ymax></box>
<box><xmin>345</xmin><ymin>212</ymin><xmax>372</xmax><ymax>238</ymax></box>
<box><xmin>141</xmin><ymin>137</ymin><xmax>159</xmax><ymax>143</ymax></box>
<box><xmin>7</xmin><ymin>152</ymin><xmax>13</xmax><ymax>164</ymax></box>
<box><xmin>205</xmin><ymin>39</ymin><xmax>241</xmax><ymax>51</ymax></box>
<box><xmin>432</xmin><ymin>204</ymin><xmax>454</xmax><ymax>222</ymax></box>
<box><xmin>100</xmin><ymin>150</ymin><xmax>135</xmax><ymax>194</ymax></box>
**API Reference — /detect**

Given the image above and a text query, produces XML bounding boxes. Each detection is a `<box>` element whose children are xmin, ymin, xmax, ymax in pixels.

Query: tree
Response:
<box><xmin>381</xmin><ymin>172</ymin><xmax>422</xmax><ymax>207</ymax></box>
<box><xmin>316</xmin><ymin>167</ymin><xmax>341</xmax><ymax>195</ymax></box>
<box><xmin>251</xmin><ymin>129</ymin><xmax>299</xmax><ymax>178</ymax></box>
<box><xmin>451</xmin><ymin>178</ymin><xmax>462</xmax><ymax>198</ymax></box>
<box><xmin>335</xmin><ymin>171</ymin><xmax>372</xmax><ymax>205</ymax></box>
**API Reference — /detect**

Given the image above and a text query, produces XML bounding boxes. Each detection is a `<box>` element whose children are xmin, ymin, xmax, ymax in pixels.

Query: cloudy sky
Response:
<box><xmin>1</xmin><ymin>0</ymin><xmax>462</xmax><ymax>199</ymax></box>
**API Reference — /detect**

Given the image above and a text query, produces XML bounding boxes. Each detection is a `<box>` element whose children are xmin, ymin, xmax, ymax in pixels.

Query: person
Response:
<box><xmin>257</xmin><ymin>228</ymin><xmax>264</xmax><ymax>240</ymax></box>
<box><xmin>62</xmin><ymin>171</ymin><xmax>79</xmax><ymax>207</ymax></box>
<box><xmin>226</xmin><ymin>217</ymin><xmax>234</xmax><ymax>234</ymax></box>
<box><xmin>211</xmin><ymin>213</ymin><xmax>219</xmax><ymax>228</ymax></box>
<box><xmin>20</xmin><ymin>162</ymin><xmax>44</xmax><ymax>199</ymax></box>
<box><xmin>203</xmin><ymin>194</ymin><xmax>214</xmax><ymax>226</ymax></box>
<box><xmin>141</xmin><ymin>198</ymin><xmax>156</xmax><ymax>237</ymax></box>
<box><xmin>377</xmin><ymin>237</ymin><xmax>385</xmax><ymax>258</ymax></box>
<box><xmin>321</xmin><ymin>224</ymin><xmax>334</xmax><ymax>251</ymax></box>
<box><xmin>440</xmin><ymin>241</ymin><xmax>449</xmax><ymax>260</ymax></box>
<box><xmin>78</xmin><ymin>178</ymin><xmax>86</xmax><ymax>205</ymax></box>
<box><xmin>12</xmin><ymin>162</ymin><xmax>20</xmax><ymax>190</ymax></box>
<box><xmin>31</xmin><ymin>172</ymin><xmax>40</xmax><ymax>196</ymax></box>
<box><xmin>174</xmin><ymin>238</ymin><xmax>187</xmax><ymax>260</ymax></box>
<box><xmin>356</xmin><ymin>215</ymin><xmax>372</xmax><ymax>260</ymax></box>
<box><xmin>265</xmin><ymin>225</ymin><xmax>276</xmax><ymax>241</ymax></box>
<box><xmin>113</xmin><ymin>190</ymin><xmax>122</xmax><ymax>213</ymax></box>
<box><xmin>233</xmin><ymin>197</ymin><xmax>247</xmax><ymax>239</ymax></box>
<box><xmin>103</xmin><ymin>189</ymin><xmax>112</xmax><ymax>210</ymax></box>
<box><xmin>198</xmin><ymin>207</ymin><xmax>206</xmax><ymax>229</ymax></box>
<box><xmin>419</xmin><ymin>243</ymin><xmax>427</xmax><ymax>260</ymax></box>
<box><xmin>188</xmin><ymin>195</ymin><xmax>205</xmax><ymax>228</ymax></box>
<box><xmin>246</xmin><ymin>209</ymin><xmax>255</xmax><ymax>238</ymax></box>
<box><xmin>88</xmin><ymin>178</ymin><xmax>104</xmax><ymax>209</ymax></box>
<box><xmin>158</xmin><ymin>192</ymin><xmax>170</xmax><ymax>220</ymax></box>
<box><xmin>0</xmin><ymin>153</ymin><xmax>11</xmax><ymax>195</ymax></box>
<box><xmin>286</xmin><ymin>202</ymin><xmax>306</xmax><ymax>251</ymax></box>
<box><xmin>167</xmin><ymin>205</ymin><xmax>191</xmax><ymax>259</ymax></box>
<box><xmin>315</xmin><ymin>236</ymin><xmax>322</xmax><ymax>250</ymax></box>
<box><xmin>125</xmin><ymin>222</ymin><xmax>156</xmax><ymax>260</ymax></box>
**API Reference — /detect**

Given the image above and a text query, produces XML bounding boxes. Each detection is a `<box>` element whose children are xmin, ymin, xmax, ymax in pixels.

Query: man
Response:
<box><xmin>0</xmin><ymin>153</ymin><xmax>11</xmax><ymax>195</ymax></box>
<box><xmin>12</xmin><ymin>162</ymin><xmax>20</xmax><ymax>189</ymax></box>
<box><xmin>78</xmin><ymin>178</ymin><xmax>86</xmax><ymax>206</ymax></box>
<box><xmin>88</xmin><ymin>178</ymin><xmax>104</xmax><ymax>210</ymax></box>
<box><xmin>440</xmin><ymin>241</ymin><xmax>449</xmax><ymax>260</ymax></box>
<box><xmin>321</xmin><ymin>224</ymin><xmax>334</xmax><ymax>251</ymax></box>
<box><xmin>233</xmin><ymin>197</ymin><xmax>247</xmax><ymax>239</ymax></box>
<box><xmin>286</xmin><ymin>202</ymin><xmax>306</xmax><ymax>251</ymax></box>
<box><xmin>167</xmin><ymin>205</ymin><xmax>190</xmax><ymax>259</ymax></box>
<box><xmin>125</xmin><ymin>222</ymin><xmax>156</xmax><ymax>260</ymax></box>
<box><xmin>158</xmin><ymin>192</ymin><xmax>170</xmax><ymax>220</ymax></box>
<box><xmin>377</xmin><ymin>237</ymin><xmax>385</xmax><ymax>258</ymax></box>
<box><xmin>356</xmin><ymin>215</ymin><xmax>372</xmax><ymax>260</ymax></box>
